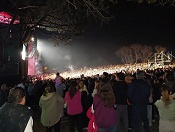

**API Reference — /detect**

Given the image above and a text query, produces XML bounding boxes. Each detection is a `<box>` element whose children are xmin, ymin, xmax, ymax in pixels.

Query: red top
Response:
<box><xmin>86</xmin><ymin>106</ymin><xmax>98</xmax><ymax>132</ymax></box>
<box><xmin>93</xmin><ymin>94</ymin><xmax>117</xmax><ymax>128</ymax></box>
<box><xmin>64</xmin><ymin>91</ymin><xmax>83</xmax><ymax>115</ymax></box>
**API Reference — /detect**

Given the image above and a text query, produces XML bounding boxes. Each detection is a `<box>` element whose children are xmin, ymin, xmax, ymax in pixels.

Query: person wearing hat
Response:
<box><xmin>127</xmin><ymin>70</ymin><xmax>151</xmax><ymax>132</ymax></box>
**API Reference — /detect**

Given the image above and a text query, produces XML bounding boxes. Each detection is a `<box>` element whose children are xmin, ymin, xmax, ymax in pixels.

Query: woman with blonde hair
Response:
<box><xmin>39</xmin><ymin>85</ymin><xmax>64</xmax><ymax>132</ymax></box>
<box><xmin>92</xmin><ymin>79</ymin><xmax>100</xmax><ymax>97</ymax></box>
<box><xmin>93</xmin><ymin>81</ymin><xmax>116</xmax><ymax>132</ymax></box>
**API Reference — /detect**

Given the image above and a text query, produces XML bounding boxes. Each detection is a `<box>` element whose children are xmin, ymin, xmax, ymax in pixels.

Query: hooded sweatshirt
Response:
<box><xmin>39</xmin><ymin>92</ymin><xmax>64</xmax><ymax>127</ymax></box>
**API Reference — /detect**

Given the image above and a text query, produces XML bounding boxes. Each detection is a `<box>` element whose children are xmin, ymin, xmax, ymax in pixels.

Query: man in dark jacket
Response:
<box><xmin>112</xmin><ymin>72</ymin><xmax>128</xmax><ymax>132</ymax></box>
<box><xmin>0</xmin><ymin>87</ymin><xmax>33</xmax><ymax>132</ymax></box>
<box><xmin>127</xmin><ymin>70</ymin><xmax>150</xmax><ymax>132</ymax></box>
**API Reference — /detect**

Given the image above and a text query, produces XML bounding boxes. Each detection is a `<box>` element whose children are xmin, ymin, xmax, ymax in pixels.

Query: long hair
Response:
<box><xmin>8</xmin><ymin>87</ymin><xmax>26</xmax><ymax>104</ymax></box>
<box><xmin>69</xmin><ymin>81</ymin><xmax>78</xmax><ymax>99</ymax></box>
<box><xmin>97</xmin><ymin>82</ymin><xmax>115</xmax><ymax>107</ymax></box>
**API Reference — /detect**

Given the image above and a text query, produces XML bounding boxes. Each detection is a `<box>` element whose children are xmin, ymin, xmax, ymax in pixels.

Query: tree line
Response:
<box><xmin>115</xmin><ymin>44</ymin><xmax>167</xmax><ymax>64</ymax></box>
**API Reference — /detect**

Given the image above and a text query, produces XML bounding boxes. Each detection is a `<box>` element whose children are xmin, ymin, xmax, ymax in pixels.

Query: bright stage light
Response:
<box><xmin>37</xmin><ymin>41</ymin><xmax>42</xmax><ymax>53</ymax></box>
<box><xmin>31</xmin><ymin>37</ymin><xmax>34</xmax><ymax>41</ymax></box>
<box><xmin>21</xmin><ymin>44</ymin><xmax>26</xmax><ymax>60</ymax></box>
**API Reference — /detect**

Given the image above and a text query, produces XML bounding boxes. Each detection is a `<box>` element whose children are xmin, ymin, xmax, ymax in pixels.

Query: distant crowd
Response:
<box><xmin>0</xmin><ymin>67</ymin><xmax>175</xmax><ymax>132</ymax></box>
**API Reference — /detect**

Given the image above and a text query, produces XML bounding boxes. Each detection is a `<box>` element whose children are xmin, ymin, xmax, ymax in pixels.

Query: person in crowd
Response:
<box><xmin>102</xmin><ymin>72</ymin><xmax>110</xmax><ymax>82</ymax></box>
<box><xmin>55</xmin><ymin>72</ymin><xmax>66</xmax><ymax>97</ymax></box>
<box><xmin>92</xmin><ymin>79</ymin><xmax>100</xmax><ymax>97</ymax></box>
<box><xmin>55</xmin><ymin>72</ymin><xmax>63</xmax><ymax>85</ymax></box>
<box><xmin>154</xmin><ymin>84</ymin><xmax>175</xmax><ymax>132</ymax></box>
<box><xmin>78</xmin><ymin>79</ymin><xmax>88</xmax><ymax>94</ymax></box>
<box><xmin>87</xmin><ymin>78</ymin><xmax>95</xmax><ymax>107</ymax></box>
<box><xmin>64</xmin><ymin>80</ymin><xmax>83</xmax><ymax>132</ymax></box>
<box><xmin>93</xmin><ymin>81</ymin><xmax>116</xmax><ymax>132</ymax></box>
<box><xmin>27</xmin><ymin>82</ymin><xmax>34</xmax><ymax>107</ymax></box>
<box><xmin>56</xmin><ymin>77</ymin><xmax>66</xmax><ymax>97</ymax></box>
<box><xmin>127</xmin><ymin>70</ymin><xmax>151</xmax><ymax>132</ymax></box>
<box><xmin>124</xmin><ymin>74</ymin><xmax>134</xmax><ymax>131</ymax></box>
<box><xmin>0</xmin><ymin>87</ymin><xmax>33</xmax><ymax>132</ymax></box>
<box><xmin>164</xmin><ymin>71</ymin><xmax>175</xmax><ymax>91</ymax></box>
<box><xmin>152</xmin><ymin>78</ymin><xmax>161</xmax><ymax>119</ymax></box>
<box><xmin>86</xmin><ymin>104</ymin><xmax>98</xmax><ymax>132</ymax></box>
<box><xmin>39</xmin><ymin>85</ymin><xmax>64</xmax><ymax>132</ymax></box>
<box><xmin>125</xmin><ymin>74</ymin><xmax>133</xmax><ymax>85</ymax></box>
<box><xmin>78</xmin><ymin>79</ymin><xmax>89</xmax><ymax>129</ymax></box>
<box><xmin>112</xmin><ymin>72</ymin><xmax>128</xmax><ymax>132</ymax></box>
<box><xmin>88</xmin><ymin>78</ymin><xmax>95</xmax><ymax>95</ymax></box>
<box><xmin>0</xmin><ymin>84</ymin><xmax>9</xmax><ymax>107</ymax></box>
<box><xmin>33</xmin><ymin>80</ymin><xmax>43</xmax><ymax>107</ymax></box>
<box><xmin>145</xmin><ymin>74</ymin><xmax>154</xmax><ymax>127</ymax></box>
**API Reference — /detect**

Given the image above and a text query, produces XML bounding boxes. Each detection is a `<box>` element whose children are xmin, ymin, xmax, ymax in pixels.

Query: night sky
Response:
<box><xmin>37</xmin><ymin>2</ymin><xmax>175</xmax><ymax>71</ymax></box>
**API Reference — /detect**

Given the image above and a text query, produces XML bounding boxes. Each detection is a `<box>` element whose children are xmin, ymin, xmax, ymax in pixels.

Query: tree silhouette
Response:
<box><xmin>115</xmin><ymin>44</ymin><xmax>155</xmax><ymax>64</ymax></box>
<box><xmin>154</xmin><ymin>45</ymin><xmax>167</xmax><ymax>53</ymax></box>
<box><xmin>129</xmin><ymin>0</ymin><xmax>175</xmax><ymax>6</ymax></box>
<box><xmin>1</xmin><ymin>0</ymin><xmax>115</xmax><ymax>45</ymax></box>
<box><xmin>1</xmin><ymin>0</ymin><xmax>175</xmax><ymax>45</ymax></box>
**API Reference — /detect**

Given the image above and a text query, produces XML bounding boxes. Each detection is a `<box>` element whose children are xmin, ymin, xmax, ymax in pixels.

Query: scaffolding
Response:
<box><xmin>148</xmin><ymin>51</ymin><xmax>175</xmax><ymax>68</ymax></box>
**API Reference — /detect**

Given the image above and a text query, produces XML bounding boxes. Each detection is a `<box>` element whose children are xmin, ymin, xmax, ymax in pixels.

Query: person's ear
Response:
<box><xmin>20</xmin><ymin>96</ymin><xmax>26</xmax><ymax>105</ymax></box>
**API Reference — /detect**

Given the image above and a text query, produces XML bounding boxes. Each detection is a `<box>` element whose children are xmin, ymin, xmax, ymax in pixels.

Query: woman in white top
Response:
<box><xmin>78</xmin><ymin>80</ymin><xmax>88</xmax><ymax>94</ymax></box>
<box><xmin>154</xmin><ymin>84</ymin><xmax>175</xmax><ymax>132</ymax></box>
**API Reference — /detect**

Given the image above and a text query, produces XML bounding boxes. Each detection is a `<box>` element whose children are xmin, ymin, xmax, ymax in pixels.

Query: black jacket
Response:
<box><xmin>112</xmin><ymin>81</ymin><xmax>128</xmax><ymax>105</ymax></box>
<box><xmin>0</xmin><ymin>102</ymin><xmax>32</xmax><ymax>132</ymax></box>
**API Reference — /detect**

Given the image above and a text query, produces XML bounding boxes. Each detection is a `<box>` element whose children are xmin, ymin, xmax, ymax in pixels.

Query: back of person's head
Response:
<box><xmin>88</xmin><ymin>78</ymin><xmax>94</xmax><ymax>84</ymax></box>
<box><xmin>8</xmin><ymin>87</ymin><xmax>26</xmax><ymax>104</ymax></box>
<box><xmin>103</xmin><ymin>72</ymin><xmax>108</xmax><ymax>77</ymax></box>
<box><xmin>43</xmin><ymin>86</ymin><xmax>55</xmax><ymax>96</ymax></box>
<box><xmin>111</xmin><ymin>74</ymin><xmax>116</xmax><ymax>80</ymax></box>
<box><xmin>165</xmin><ymin>72</ymin><xmax>174</xmax><ymax>81</ymax></box>
<box><xmin>136</xmin><ymin>70</ymin><xmax>146</xmax><ymax>79</ymax></box>
<box><xmin>95</xmin><ymin>80</ymin><xmax>100</xmax><ymax>89</ymax></box>
<box><xmin>69</xmin><ymin>80</ymin><xmax>78</xmax><ymax>99</ymax></box>
<box><xmin>125</xmin><ymin>75</ymin><xmax>133</xmax><ymax>84</ymax></box>
<box><xmin>99</xmin><ymin>82</ymin><xmax>112</xmax><ymax>92</ymax></box>
<box><xmin>98</xmin><ymin>82</ymin><xmax>115</xmax><ymax>107</ymax></box>
<box><xmin>56</xmin><ymin>72</ymin><xmax>60</xmax><ymax>76</ymax></box>
<box><xmin>145</xmin><ymin>74</ymin><xmax>151</xmax><ymax>80</ymax></box>
<box><xmin>116</xmin><ymin>72</ymin><xmax>125</xmax><ymax>81</ymax></box>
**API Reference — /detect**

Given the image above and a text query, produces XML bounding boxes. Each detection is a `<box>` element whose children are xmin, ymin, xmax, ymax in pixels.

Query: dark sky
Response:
<box><xmin>38</xmin><ymin>2</ymin><xmax>175</xmax><ymax>71</ymax></box>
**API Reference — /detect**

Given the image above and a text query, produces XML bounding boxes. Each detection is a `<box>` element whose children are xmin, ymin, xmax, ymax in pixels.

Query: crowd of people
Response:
<box><xmin>40</xmin><ymin>63</ymin><xmax>150</xmax><ymax>80</ymax></box>
<box><xmin>0</xmin><ymin>66</ymin><xmax>175</xmax><ymax>132</ymax></box>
